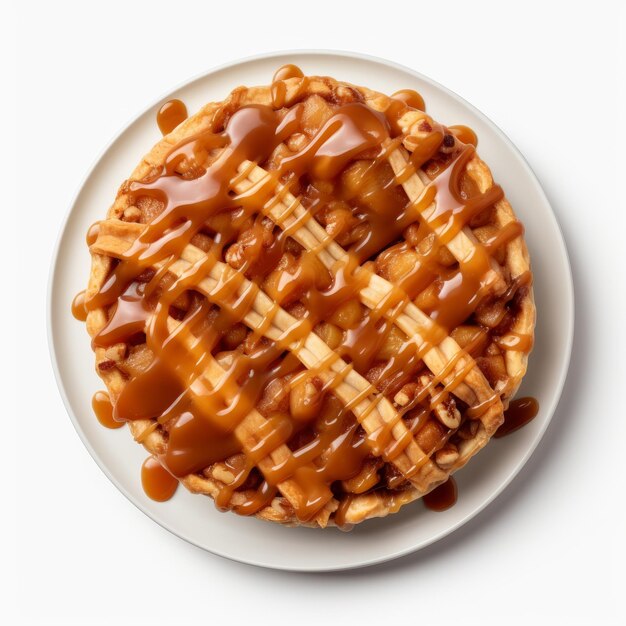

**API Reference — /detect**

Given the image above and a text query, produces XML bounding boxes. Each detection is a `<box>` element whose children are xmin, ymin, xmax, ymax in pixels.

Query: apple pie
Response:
<box><xmin>79</xmin><ymin>66</ymin><xmax>535</xmax><ymax>528</ymax></box>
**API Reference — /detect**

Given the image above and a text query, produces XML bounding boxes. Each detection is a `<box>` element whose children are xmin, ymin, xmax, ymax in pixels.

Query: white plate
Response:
<box><xmin>48</xmin><ymin>50</ymin><xmax>574</xmax><ymax>572</ymax></box>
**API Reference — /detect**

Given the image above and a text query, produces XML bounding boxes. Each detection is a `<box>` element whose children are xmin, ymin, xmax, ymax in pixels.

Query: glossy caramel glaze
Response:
<box><xmin>92</xmin><ymin>390</ymin><xmax>124</xmax><ymax>429</ymax></box>
<box><xmin>141</xmin><ymin>456</ymin><xmax>179</xmax><ymax>501</ymax></box>
<box><xmin>391</xmin><ymin>88</ymin><xmax>425</xmax><ymax>112</ymax></box>
<box><xmin>156</xmin><ymin>99</ymin><xmax>188</xmax><ymax>136</ymax></box>
<box><xmin>272</xmin><ymin>64</ymin><xmax>305</xmax><ymax>82</ymax></box>
<box><xmin>271</xmin><ymin>64</ymin><xmax>310</xmax><ymax>109</ymax></box>
<box><xmin>71</xmin><ymin>290</ymin><xmax>88</xmax><ymax>321</ymax></box>
<box><xmin>79</xmin><ymin>64</ymin><xmax>535</xmax><ymax>524</ymax></box>
<box><xmin>449</xmin><ymin>125</ymin><xmax>478</xmax><ymax>147</ymax></box>
<box><xmin>423</xmin><ymin>477</ymin><xmax>457</xmax><ymax>511</ymax></box>
<box><xmin>494</xmin><ymin>397</ymin><xmax>539</xmax><ymax>438</ymax></box>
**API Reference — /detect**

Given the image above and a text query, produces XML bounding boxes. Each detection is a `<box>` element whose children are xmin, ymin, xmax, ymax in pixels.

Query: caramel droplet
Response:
<box><xmin>391</xmin><ymin>89</ymin><xmax>425</xmax><ymax>111</ymax></box>
<box><xmin>141</xmin><ymin>456</ymin><xmax>179</xmax><ymax>502</ymax></box>
<box><xmin>156</xmin><ymin>99</ymin><xmax>188</xmax><ymax>136</ymax></box>
<box><xmin>423</xmin><ymin>477</ymin><xmax>458</xmax><ymax>512</ymax></box>
<box><xmin>92</xmin><ymin>390</ymin><xmax>124</xmax><ymax>429</ymax></box>
<box><xmin>449</xmin><ymin>124</ymin><xmax>478</xmax><ymax>147</ymax></box>
<box><xmin>71</xmin><ymin>290</ymin><xmax>88</xmax><ymax>322</ymax></box>
<box><xmin>495</xmin><ymin>397</ymin><xmax>539</xmax><ymax>438</ymax></box>
<box><xmin>272</xmin><ymin>63</ymin><xmax>304</xmax><ymax>82</ymax></box>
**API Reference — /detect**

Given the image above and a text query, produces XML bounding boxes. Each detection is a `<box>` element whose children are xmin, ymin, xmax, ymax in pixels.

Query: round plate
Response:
<box><xmin>48</xmin><ymin>50</ymin><xmax>574</xmax><ymax>571</ymax></box>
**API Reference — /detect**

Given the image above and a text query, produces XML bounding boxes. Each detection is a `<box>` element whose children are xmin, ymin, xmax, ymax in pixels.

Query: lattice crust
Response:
<box><xmin>83</xmin><ymin>73</ymin><xmax>535</xmax><ymax>527</ymax></box>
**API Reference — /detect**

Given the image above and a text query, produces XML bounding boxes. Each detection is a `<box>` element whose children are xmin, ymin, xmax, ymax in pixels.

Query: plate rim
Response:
<box><xmin>47</xmin><ymin>48</ymin><xmax>575</xmax><ymax>572</ymax></box>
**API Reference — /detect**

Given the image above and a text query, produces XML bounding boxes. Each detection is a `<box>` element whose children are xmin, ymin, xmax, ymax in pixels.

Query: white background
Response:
<box><xmin>6</xmin><ymin>1</ymin><xmax>626</xmax><ymax>624</ymax></box>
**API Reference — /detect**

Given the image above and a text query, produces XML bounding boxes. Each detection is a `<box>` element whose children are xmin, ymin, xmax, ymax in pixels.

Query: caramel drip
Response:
<box><xmin>157</xmin><ymin>99</ymin><xmax>188</xmax><ymax>136</ymax></box>
<box><xmin>92</xmin><ymin>390</ymin><xmax>124</xmax><ymax>429</ymax></box>
<box><xmin>449</xmin><ymin>125</ymin><xmax>478</xmax><ymax>147</ymax></box>
<box><xmin>83</xmin><ymin>66</ymin><xmax>530</xmax><ymax>522</ymax></box>
<box><xmin>271</xmin><ymin>64</ymin><xmax>309</xmax><ymax>109</ymax></box>
<box><xmin>494</xmin><ymin>397</ymin><xmax>539</xmax><ymax>438</ymax></box>
<box><xmin>391</xmin><ymin>88</ymin><xmax>425</xmax><ymax>112</ymax></box>
<box><xmin>423</xmin><ymin>476</ymin><xmax>457</xmax><ymax>511</ymax></box>
<box><xmin>272</xmin><ymin>63</ymin><xmax>304</xmax><ymax>82</ymax></box>
<box><xmin>92</xmin><ymin>281</ymin><xmax>151</xmax><ymax>348</ymax></box>
<box><xmin>141</xmin><ymin>456</ymin><xmax>179</xmax><ymax>501</ymax></box>
<box><xmin>71</xmin><ymin>290</ymin><xmax>88</xmax><ymax>322</ymax></box>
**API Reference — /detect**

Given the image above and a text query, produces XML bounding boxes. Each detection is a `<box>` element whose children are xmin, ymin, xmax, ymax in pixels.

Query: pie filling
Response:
<box><xmin>77</xmin><ymin>65</ymin><xmax>535</xmax><ymax>527</ymax></box>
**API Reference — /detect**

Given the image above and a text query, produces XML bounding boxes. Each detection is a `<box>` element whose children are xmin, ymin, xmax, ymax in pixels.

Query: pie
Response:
<box><xmin>80</xmin><ymin>66</ymin><xmax>535</xmax><ymax>528</ymax></box>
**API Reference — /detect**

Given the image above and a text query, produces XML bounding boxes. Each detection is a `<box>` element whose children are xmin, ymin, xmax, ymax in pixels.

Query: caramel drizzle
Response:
<box><xmin>271</xmin><ymin>64</ymin><xmax>309</xmax><ymax>109</ymax></box>
<box><xmin>391</xmin><ymin>89</ymin><xmax>425</xmax><ymax>112</ymax></box>
<box><xmin>231</xmin><ymin>154</ymin><xmax>501</xmax><ymax>406</ymax></box>
<box><xmin>227</xmin><ymin>157</ymin><xmax>508</xmax><ymax>481</ymax></box>
<box><xmin>85</xmin><ymin>68</ymin><xmax>531</xmax><ymax>523</ymax></box>
<box><xmin>94</xmin><ymin>220</ymin><xmax>431</xmax><ymax>519</ymax></box>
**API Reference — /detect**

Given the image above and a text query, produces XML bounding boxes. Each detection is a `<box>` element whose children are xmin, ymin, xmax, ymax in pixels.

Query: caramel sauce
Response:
<box><xmin>80</xmin><ymin>65</ymin><xmax>532</xmax><ymax>522</ymax></box>
<box><xmin>271</xmin><ymin>64</ymin><xmax>309</xmax><ymax>109</ymax></box>
<box><xmin>156</xmin><ymin>99</ymin><xmax>188</xmax><ymax>136</ymax></box>
<box><xmin>391</xmin><ymin>88</ymin><xmax>426</xmax><ymax>112</ymax></box>
<box><xmin>494</xmin><ymin>397</ymin><xmax>539</xmax><ymax>438</ymax></box>
<box><xmin>92</xmin><ymin>281</ymin><xmax>151</xmax><ymax>348</ymax></box>
<box><xmin>423</xmin><ymin>477</ymin><xmax>457</xmax><ymax>511</ymax></box>
<box><xmin>71</xmin><ymin>290</ymin><xmax>88</xmax><ymax>321</ymax></box>
<box><xmin>483</xmin><ymin>220</ymin><xmax>524</xmax><ymax>252</ymax></box>
<box><xmin>92</xmin><ymin>390</ymin><xmax>124</xmax><ymax>429</ymax></box>
<box><xmin>272</xmin><ymin>64</ymin><xmax>304</xmax><ymax>82</ymax></box>
<box><xmin>141</xmin><ymin>456</ymin><xmax>179</xmax><ymax>501</ymax></box>
<box><xmin>449</xmin><ymin>125</ymin><xmax>478</xmax><ymax>147</ymax></box>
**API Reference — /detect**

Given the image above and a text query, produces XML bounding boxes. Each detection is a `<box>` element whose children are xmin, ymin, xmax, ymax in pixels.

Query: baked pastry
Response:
<box><xmin>79</xmin><ymin>65</ymin><xmax>535</xmax><ymax>528</ymax></box>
